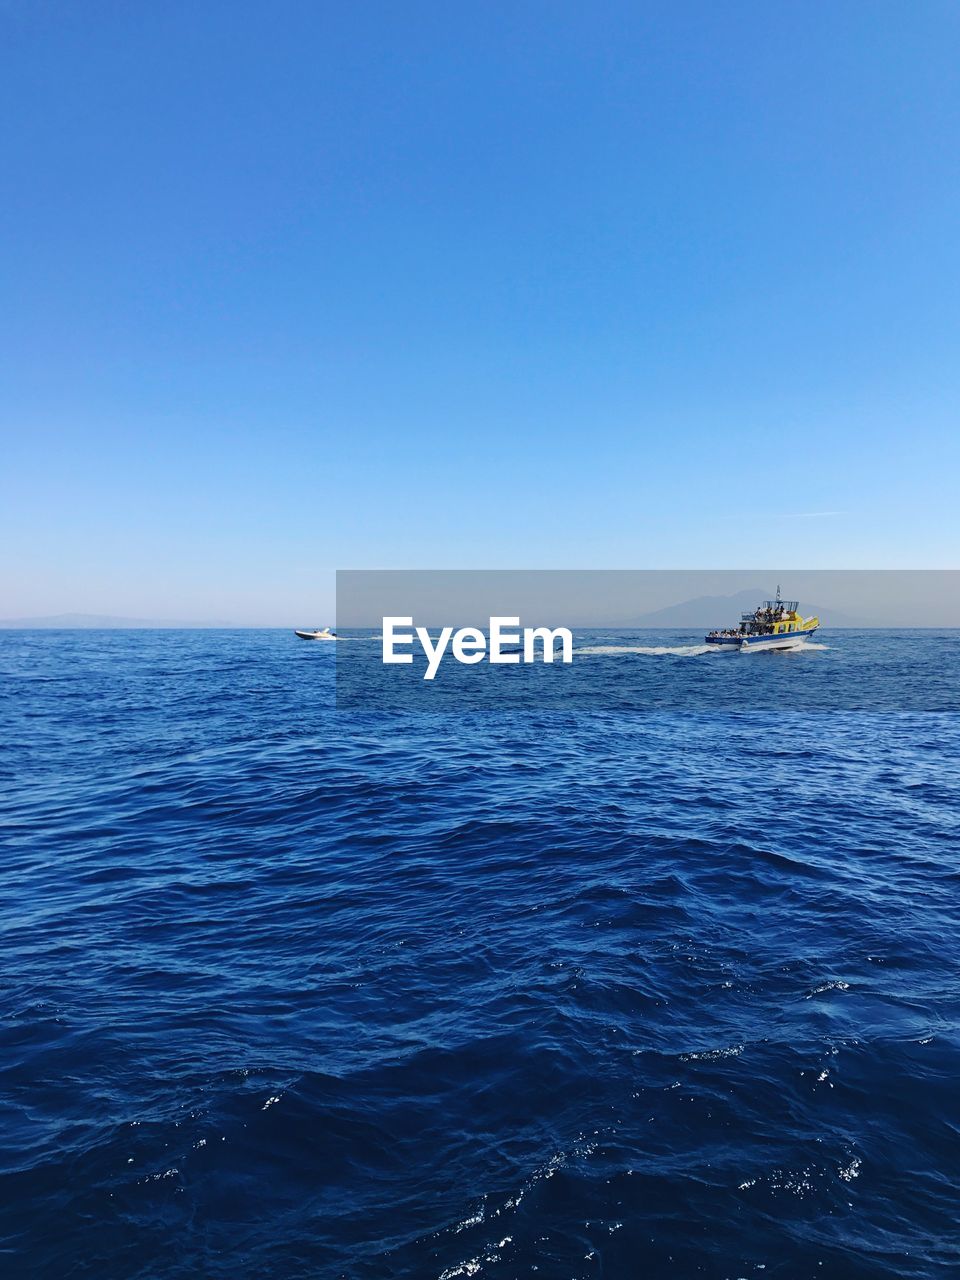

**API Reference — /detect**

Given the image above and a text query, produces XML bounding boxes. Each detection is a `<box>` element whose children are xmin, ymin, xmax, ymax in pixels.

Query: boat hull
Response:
<box><xmin>740</xmin><ymin>627</ymin><xmax>817</xmax><ymax>652</ymax></box>
<box><xmin>705</xmin><ymin>625</ymin><xmax>819</xmax><ymax>652</ymax></box>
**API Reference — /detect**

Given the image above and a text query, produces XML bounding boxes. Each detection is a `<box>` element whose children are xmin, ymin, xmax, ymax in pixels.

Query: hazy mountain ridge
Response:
<box><xmin>629</xmin><ymin>589</ymin><xmax>873</xmax><ymax>628</ymax></box>
<box><xmin>0</xmin><ymin>593</ymin><xmax>931</xmax><ymax>630</ymax></box>
<box><xmin>0</xmin><ymin>613</ymin><xmax>238</xmax><ymax>629</ymax></box>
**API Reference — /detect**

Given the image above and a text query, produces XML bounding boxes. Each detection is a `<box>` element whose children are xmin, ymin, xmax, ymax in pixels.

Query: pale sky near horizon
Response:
<box><xmin>3</xmin><ymin>2</ymin><xmax>959</xmax><ymax>624</ymax></box>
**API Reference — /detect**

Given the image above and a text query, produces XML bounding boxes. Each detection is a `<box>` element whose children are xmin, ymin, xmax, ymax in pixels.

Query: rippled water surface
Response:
<box><xmin>1</xmin><ymin>630</ymin><xmax>959</xmax><ymax>1279</ymax></box>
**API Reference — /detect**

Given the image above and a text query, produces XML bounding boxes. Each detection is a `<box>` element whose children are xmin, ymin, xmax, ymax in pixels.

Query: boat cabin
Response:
<box><xmin>739</xmin><ymin>597</ymin><xmax>803</xmax><ymax>636</ymax></box>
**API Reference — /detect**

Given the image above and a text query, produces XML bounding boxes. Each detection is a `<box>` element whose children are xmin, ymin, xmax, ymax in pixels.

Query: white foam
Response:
<box><xmin>439</xmin><ymin>1260</ymin><xmax>482</xmax><ymax>1279</ymax></box>
<box><xmin>575</xmin><ymin>643</ymin><xmax>722</xmax><ymax>657</ymax></box>
<box><xmin>806</xmin><ymin>980</ymin><xmax>850</xmax><ymax>998</ymax></box>
<box><xmin>454</xmin><ymin>1204</ymin><xmax>485</xmax><ymax>1233</ymax></box>
<box><xmin>680</xmin><ymin>1043</ymin><xmax>744</xmax><ymax>1062</ymax></box>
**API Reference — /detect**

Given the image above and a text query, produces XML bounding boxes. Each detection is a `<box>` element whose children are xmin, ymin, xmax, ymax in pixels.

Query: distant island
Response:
<box><xmin>0</xmin><ymin>613</ymin><xmax>237</xmax><ymax>629</ymax></box>
<box><xmin>629</xmin><ymin>589</ymin><xmax>871</xmax><ymax>629</ymax></box>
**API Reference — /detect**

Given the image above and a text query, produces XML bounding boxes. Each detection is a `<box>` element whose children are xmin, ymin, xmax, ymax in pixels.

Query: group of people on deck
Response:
<box><xmin>753</xmin><ymin>602</ymin><xmax>786</xmax><ymax>625</ymax></box>
<box><xmin>709</xmin><ymin>601</ymin><xmax>789</xmax><ymax>640</ymax></box>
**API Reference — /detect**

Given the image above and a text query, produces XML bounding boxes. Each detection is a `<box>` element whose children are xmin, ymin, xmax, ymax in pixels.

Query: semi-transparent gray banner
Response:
<box><xmin>335</xmin><ymin>570</ymin><xmax>960</xmax><ymax>712</ymax></box>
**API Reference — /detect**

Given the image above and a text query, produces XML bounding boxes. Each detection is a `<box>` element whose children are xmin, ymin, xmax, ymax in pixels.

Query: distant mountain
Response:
<box><xmin>0</xmin><ymin>613</ymin><xmax>235</xmax><ymax>629</ymax></box>
<box><xmin>630</xmin><ymin>589</ymin><xmax>870</xmax><ymax>629</ymax></box>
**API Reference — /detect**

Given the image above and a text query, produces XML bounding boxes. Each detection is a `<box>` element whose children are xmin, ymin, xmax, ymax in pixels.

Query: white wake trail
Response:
<box><xmin>575</xmin><ymin>643</ymin><xmax>723</xmax><ymax>657</ymax></box>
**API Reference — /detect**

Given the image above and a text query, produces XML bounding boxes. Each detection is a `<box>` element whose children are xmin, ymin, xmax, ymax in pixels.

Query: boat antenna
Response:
<box><xmin>776</xmin><ymin>583</ymin><xmax>781</xmax><ymax>604</ymax></box>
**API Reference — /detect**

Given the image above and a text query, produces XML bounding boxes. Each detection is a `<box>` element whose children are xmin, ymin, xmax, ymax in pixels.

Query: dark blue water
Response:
<box><xmin>2</xmin><ymin>630</ymin><xmax>959</xmax><ymax>1279</ymax></box>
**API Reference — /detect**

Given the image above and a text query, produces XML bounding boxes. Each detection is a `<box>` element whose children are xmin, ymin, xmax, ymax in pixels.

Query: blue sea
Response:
<box><xmin>2</xmin><ymin>629</ymin><xmax>959</xmax><ymax>1279</ymax></box>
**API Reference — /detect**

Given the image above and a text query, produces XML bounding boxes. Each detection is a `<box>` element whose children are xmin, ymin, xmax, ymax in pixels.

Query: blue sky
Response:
<box><xmin>3</xmin><ymin>2</ymin><xmax>959</xmax><ymax>622</ymax></box>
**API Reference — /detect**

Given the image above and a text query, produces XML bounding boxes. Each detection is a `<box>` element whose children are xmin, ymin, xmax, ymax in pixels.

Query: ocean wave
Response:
<box><xmin>1</xmin><ymin>629</ymin><xmax>958</xmax><ymax>1279</ymax></box>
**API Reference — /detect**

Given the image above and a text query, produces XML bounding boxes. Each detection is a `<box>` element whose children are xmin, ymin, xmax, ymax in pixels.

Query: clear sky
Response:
<box><xmin>3</xmin><ymin>2</ymin><xmax>959</xmax><ymax>623</ymax></box>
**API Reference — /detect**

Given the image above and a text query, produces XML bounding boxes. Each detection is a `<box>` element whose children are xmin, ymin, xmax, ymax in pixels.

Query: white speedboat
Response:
<box><xmin>705</xmin><ymin>588</ymin><xmax>819</xmax><ymax>652</ymax></box>
<box><xmin>294</xmin><ymin>627</ymin><xmax>337</xmax><ymax>641</ymax></box>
